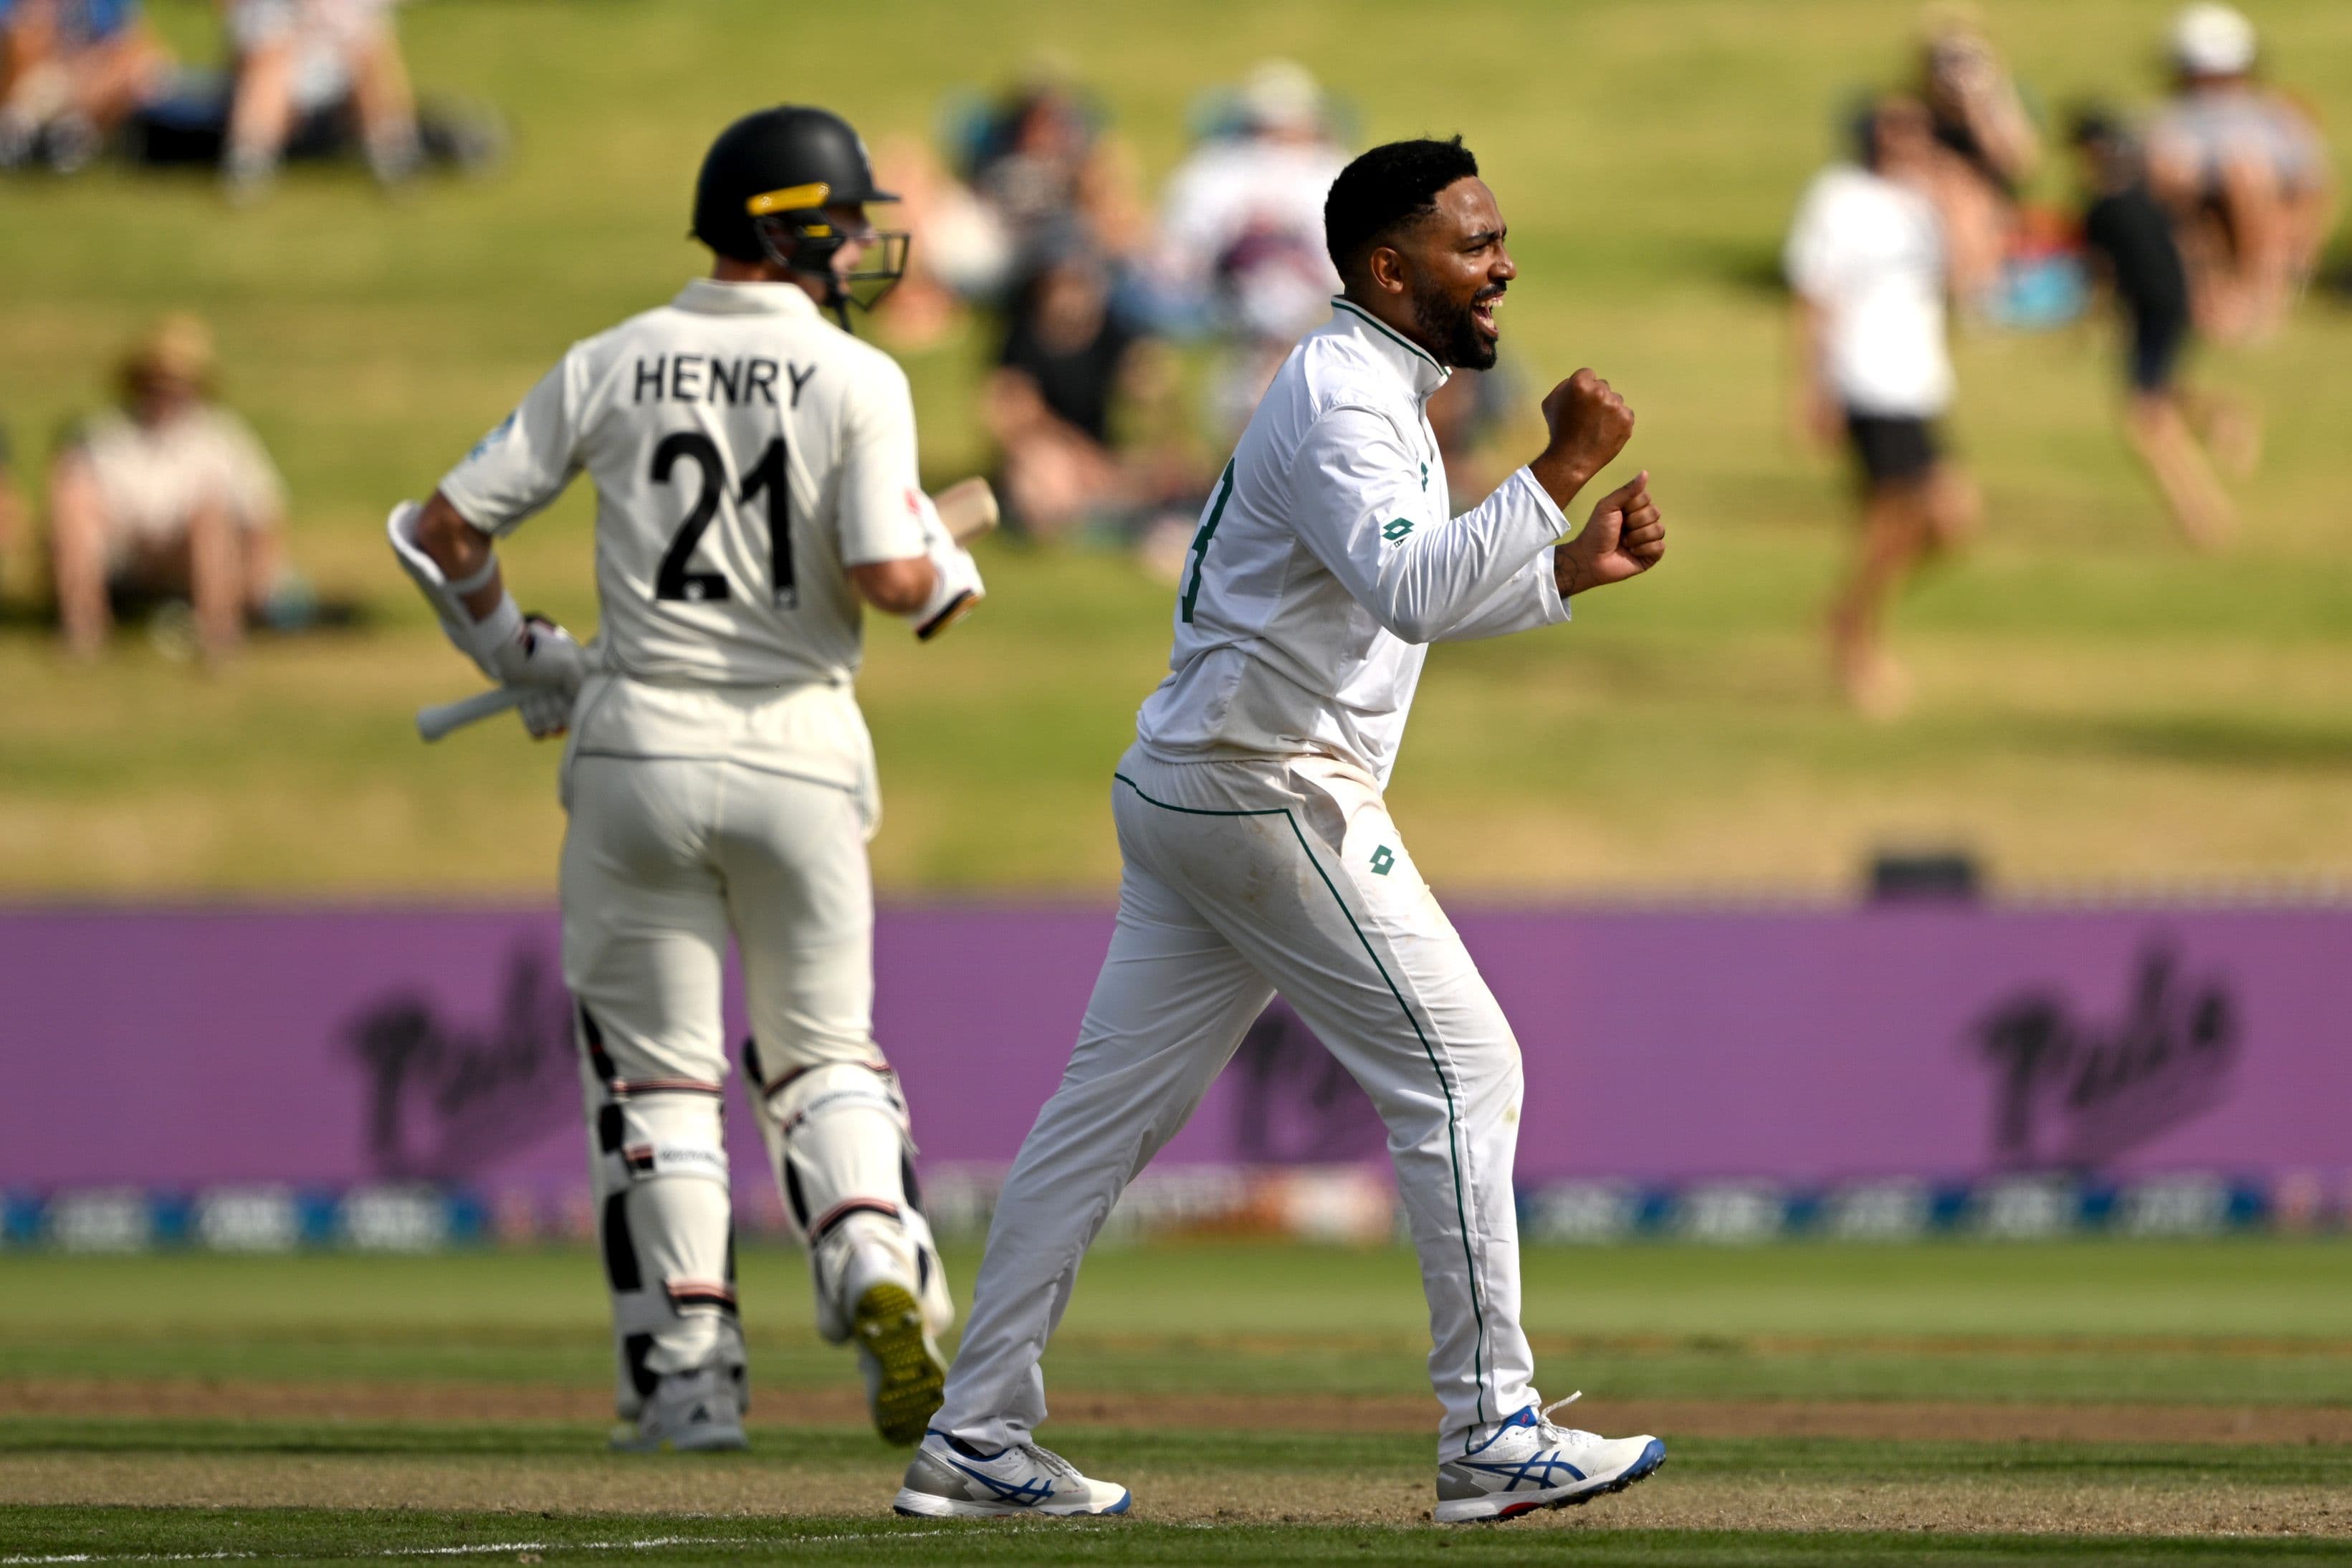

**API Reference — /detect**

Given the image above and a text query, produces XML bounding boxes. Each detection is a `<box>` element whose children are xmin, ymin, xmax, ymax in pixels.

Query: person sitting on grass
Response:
<box><xmin>982</xmin><ymin>241</ymin><xmax>1201</xmax><ymax>555</ymax></box>
<box><xmin>45</xmin><ymin>315</ymin><xmax>290</xmax><ymax>664</ymax></box>
<box><xmin>2145</xmin><ymin>4</ymin><xmax>2335</xmax><ymax>343</ymax></box>
<box><xmin>0</xmin><ymin>0</ymin><xmax>169</xmax><ymax>171</ymax></box>
<box><xmin>219</xmin><ymin>0</ymin><xmax>421</xmax><ymax>199</ymax></box>
<box><xmin>2072</xmin><ymin>107</ymin><xmax>2258</xmax><ymax>552</ymax></box>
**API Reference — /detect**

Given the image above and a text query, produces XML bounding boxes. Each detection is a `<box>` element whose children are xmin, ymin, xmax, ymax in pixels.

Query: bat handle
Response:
<box><xmin>416</xmin><ymin>686</ymin><xmax>526</xmax><ymax>742</ymax></box>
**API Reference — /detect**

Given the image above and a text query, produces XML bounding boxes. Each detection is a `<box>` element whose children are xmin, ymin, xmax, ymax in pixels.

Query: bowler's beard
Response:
<box><xmin>1410</xmin><ymin>274</ymin><xmax>1497</xmax><ymax>370</ymax></box>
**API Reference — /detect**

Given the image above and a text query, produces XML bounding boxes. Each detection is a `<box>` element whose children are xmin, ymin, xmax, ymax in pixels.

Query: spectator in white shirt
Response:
<box><xmin>1787</xmin><ymin>95</ymin><xmax>1979</xmax><ymax>720</ymax></box>
<box><xmin>1151</xmin><ymin>60</ymin><xmax>1352</xmax><ymax>440</ymax></box>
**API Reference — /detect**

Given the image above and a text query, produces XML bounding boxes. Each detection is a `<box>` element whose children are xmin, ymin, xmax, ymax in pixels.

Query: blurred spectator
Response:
<box><xmin>0</xmin><ymin>0</ymin><xmax>168</xmax><ymax>171</ymax></box>
<box><xmin>878</xmin><ymin>63</ymin><xmax>1145</xmax><ymax>340</ymax></box>
<box><xmin>219</xmin><ymin>0</ymin><xmax>420</xmax><ymax>199</ymax></box>
<box><xmin>983</xmin><ymin>246</ymin><xmax>1195</xmax><ymax>548</ymax></box>
<box><xmin>45</xmin><ymin>315</ymin><xmax>290</xmax><ymax>663</ymax></box>
<box><xmin>2073</xmin><ymin>108</ymin><xmax>2255</xmax><ymax>550</ymax></box>
<box><xmin>1423</xmin><ymin>361</ymin><xmax>1522</xmax><ymax>510</ymax></box>
<box><xmin>2146</xmin><ymin>3</ymin><xmax>2335</xmax><ymax>342</ymax></box>
<box><xmin>1150</xmin><ymin>60</ymin><xmax>1350</xmax><ymax>439</ymax></box>
<box><xmin>0</xmin><ymin>424</ymin><xmax>22</xmax><ymax>581</ymax></box>
<box><xmin>1787</xmin><ymin>96</ymin><xmax>1979</xmax><ymax>720</ymax></box>
<box><xmin>1913</xmin><ymin>4</ymin><xmax>2040</xmax><ymax>315</ymax></box>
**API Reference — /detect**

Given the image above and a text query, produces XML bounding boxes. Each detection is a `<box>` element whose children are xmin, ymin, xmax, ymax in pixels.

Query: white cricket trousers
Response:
<box><xmin>560</xmin><ymin>729</ymin><xmax>884</xmax><ymax>1418</ymax></box>
<box><xmin>935</xmin><ymin>745</ymin><xmax>1541</xmax><ymax>1458</ymax></box>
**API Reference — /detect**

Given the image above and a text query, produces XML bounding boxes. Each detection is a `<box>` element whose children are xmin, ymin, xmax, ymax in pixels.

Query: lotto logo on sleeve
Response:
<box><xmin>1369</xmin><ymin>845</ymin><xmax>1397</xmax><ymax>876</ymax></box>
<box><xmin>1382</xmin><ymin>519</ymin><xmax>1415</xmax><ymax>542</ymax></box>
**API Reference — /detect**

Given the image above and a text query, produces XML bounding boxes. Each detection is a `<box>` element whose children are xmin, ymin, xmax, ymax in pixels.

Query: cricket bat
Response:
<box><xmin>930</xmin><ymin>475</ymin><xmax>999</xmax><ymax>545</ymax></box>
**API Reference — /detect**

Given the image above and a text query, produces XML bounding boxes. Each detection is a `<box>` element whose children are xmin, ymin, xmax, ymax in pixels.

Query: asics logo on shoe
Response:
<box><xmin>1462</xmin><ymin>1453</ymin><xmax>1587</xmax><ymax>1491</ymax></box>
<box><xmin>945</xmin><ymin>1456</ymin><xmax>1055</xmax><ymax>1506</ymax></box>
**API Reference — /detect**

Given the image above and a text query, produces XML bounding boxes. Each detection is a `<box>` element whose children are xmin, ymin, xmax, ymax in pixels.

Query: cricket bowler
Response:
<box><xmin>896</xmin><ymin>136</ymin><xmax>1668</xmax><ymax>1522</ymax></box>
<box><xmin>390</xmin><ymin>105</ymin><xmax>979</xmax><ymax>1451</ymax></box>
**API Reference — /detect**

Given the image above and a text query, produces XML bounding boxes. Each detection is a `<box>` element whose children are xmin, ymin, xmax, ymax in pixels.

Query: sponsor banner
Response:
<box><xmin>1</xmin><ymin>904</ymin><xmax>2346</xmax><ymax>1201</ymax></box>
<box><xmin>0</xmin><ymin>1169</ymin><xmax>2320</xmax><ymax>1252</ymax></box>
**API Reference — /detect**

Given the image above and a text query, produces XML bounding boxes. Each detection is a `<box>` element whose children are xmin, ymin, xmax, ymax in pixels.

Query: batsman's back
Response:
<box><xmin>439</xmin><ymin>279</ymin><xmax>927</xmax><ymax>689</ymax></box>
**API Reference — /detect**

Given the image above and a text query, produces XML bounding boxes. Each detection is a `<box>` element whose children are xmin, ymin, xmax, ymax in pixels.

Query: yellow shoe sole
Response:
<box><xmin>854</xmin><ymin>1281</ymin><xmax>945</xmax><ymax>1446</ymax></box>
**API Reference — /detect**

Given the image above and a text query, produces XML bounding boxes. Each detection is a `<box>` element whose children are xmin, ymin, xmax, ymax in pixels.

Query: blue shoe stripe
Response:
<box><xmin>1459</xmin><ymin>1453</ymin><xmax>1587</xmax><ymax>1491</ymax></box>
<box><xmin>943</xmin><ymin>1455</ymin><xmax>1056</xmax><ymax>1505</ymax></box>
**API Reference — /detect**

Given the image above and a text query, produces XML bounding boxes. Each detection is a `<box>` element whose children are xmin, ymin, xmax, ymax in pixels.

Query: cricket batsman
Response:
<box><xmin>896</xmin><ymin>137</ymin><xmax>1668</xmax><ymax>1522</ymax></box>
<box><xmin>389</xmin><ymin>106</ymin><xmax>979</xmax><ymax>1451</ymax></box>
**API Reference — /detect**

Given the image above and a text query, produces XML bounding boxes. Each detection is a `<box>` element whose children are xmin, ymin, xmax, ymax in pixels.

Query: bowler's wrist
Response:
<box><xmin>1553</xmin><ymin>546</ymin><xmax>1592</xmax><ymax>599</ymax></box>
<box><xmin>1530</xmin><ymin>451</ymin><xmax>1597</xmax><ymax>511</ymax></box>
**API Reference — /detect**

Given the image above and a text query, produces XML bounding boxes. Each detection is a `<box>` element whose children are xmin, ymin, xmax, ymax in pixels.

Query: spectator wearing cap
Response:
<box><xmin>2146</xmin><ymin>3</ymin><xmax>2335</xmax><ymax>340</ymax></box>
<box><xmin>46</xmin><ymin>315</ymin><xmax>289</xmax><ymax>663</ymax></box>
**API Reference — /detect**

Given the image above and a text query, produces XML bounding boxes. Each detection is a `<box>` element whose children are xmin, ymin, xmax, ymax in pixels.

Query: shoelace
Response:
<box><xmin>1019</xmin><ymin>1442</ymin><xmax>1082</xmax><ymax>1480</ymax></box>
<box><xmin>1538</xmin><ymin>1390</ymin><xmax>1601</xmax><ymax>1447</ymax></box>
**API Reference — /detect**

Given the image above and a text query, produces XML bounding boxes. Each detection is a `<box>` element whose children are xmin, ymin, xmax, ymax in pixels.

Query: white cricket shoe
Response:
<box><xmin>1433</xmin><ymin>1393</ymin><xmax>1665</xmax><ymax>1523</ymax></box>
<box><xmin>893</xmin><ymin>1430</ymin><xmax>1132</xmax><ymax>1518</ymax></box>
<box><xmin>608</xmin><ymin>1367</ymin><xmax>747</xmax><ymax>1453</ymax></box>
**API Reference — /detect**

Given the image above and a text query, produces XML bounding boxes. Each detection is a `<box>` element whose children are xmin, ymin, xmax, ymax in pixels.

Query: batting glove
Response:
<box><xmin>487</xmin><ymin>614</ymin><xmax>585</xmax><ymax>738</ymax></box>
<box><xmin>907</xmin><ymin>495</ymin><xmax>985</xmax><ymax>641</ymax></box>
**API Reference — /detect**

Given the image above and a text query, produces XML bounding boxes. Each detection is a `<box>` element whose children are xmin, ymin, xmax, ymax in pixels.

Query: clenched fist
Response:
<box><xmin>1554</xmin><ymin>469</ymin><xmax>1665</xmax><ymax>598</ymax></box>
<box><xmin>1536</xmin><ymin>368</ymin><xmax>1635</xmax><ymax>497</ymax></box>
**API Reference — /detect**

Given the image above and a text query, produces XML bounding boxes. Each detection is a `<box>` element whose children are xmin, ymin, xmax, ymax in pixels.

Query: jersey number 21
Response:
<box><xmin>649</xmin><ymin>432</ymin><xmax>793</xmax><ymax>608</ymax></box>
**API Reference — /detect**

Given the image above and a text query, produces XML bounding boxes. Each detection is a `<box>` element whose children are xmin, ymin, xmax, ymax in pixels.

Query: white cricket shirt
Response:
<box><xmin>1135</xmin><ymin>297</ymin><xmax>1571</xmax><ymax>786</ymax></box>
<box><xmin>1784</xmin><ymin>166</ymin><xmax>1951</xmax><ymax>418</ymax></box>
<box><xmin>437</xmin><ymin>279</ymin><xmax>929</xmax><ymax>791</ymax></box>
<box><xmin>439</xmin><ymin>279</ymin><xmax>928</xmax><ymax>689</ymax></box>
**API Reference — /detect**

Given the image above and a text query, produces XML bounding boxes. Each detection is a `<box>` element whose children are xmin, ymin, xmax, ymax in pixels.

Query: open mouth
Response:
<box><xmin>1471</xmin><ymin>289</ymin><xmax>1503</xmax><ymax>338</ymax></box>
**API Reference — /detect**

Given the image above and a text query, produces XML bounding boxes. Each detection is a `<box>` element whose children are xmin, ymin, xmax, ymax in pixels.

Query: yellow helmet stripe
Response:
<box><xmin>747</xmin><ymin>181</ymin><xmax>830</xmax><ymax>217</ymax></box>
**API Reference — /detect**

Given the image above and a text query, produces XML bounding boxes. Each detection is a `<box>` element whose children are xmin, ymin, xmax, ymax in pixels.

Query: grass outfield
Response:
<box><xmin>5</xmin><ymin>0</ymin><xmax>2352</xmax><ymax>897</ymax></box>
<box><xmin>7</xmin><ymin>1513</ymin><xmax>2350</xmax><ymax>1568</ymax></box>
<box><xmin>3</xmin><ymin>1243</ymin><xmax>2348</xmax><ymax>1558</ymax></box>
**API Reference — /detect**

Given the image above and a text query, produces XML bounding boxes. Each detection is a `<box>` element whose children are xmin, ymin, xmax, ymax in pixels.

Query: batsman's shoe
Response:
<box><xmin>893</xmin><ymin>1430</ymin><xmax>1131</xmax><ymax>1518</ymax></box>
<box><xmin>1433</xmin><ymin>1393</ymin><xmax>1665</xmax><ymax>1524</ymax></box>
<box><xmin>608</xmin><ymin>1368</ymin><xmax>747</xmax><ymax>1454</ymax></box>
<box><xmin>851</xmin><ymin>1276</ymin><xmax>948</xmax><ymax>1445</ymax></box>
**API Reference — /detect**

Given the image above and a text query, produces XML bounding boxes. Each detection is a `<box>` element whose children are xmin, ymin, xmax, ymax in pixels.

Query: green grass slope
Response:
<box><xmin>3</xmin><ymin>1</ymin><xmax>2349</xmax><ymax>895</ymax></box>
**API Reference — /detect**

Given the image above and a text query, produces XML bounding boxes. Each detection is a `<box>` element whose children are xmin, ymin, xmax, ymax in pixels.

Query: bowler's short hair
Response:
<box><xmin>1324</xmin><ymin>136</ymin><xmax>1480</xmax><ymax>281</ymax></box>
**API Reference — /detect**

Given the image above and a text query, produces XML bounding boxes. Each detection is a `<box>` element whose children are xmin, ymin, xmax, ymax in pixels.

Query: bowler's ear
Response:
<box><xmin>1364</xmin><ymin>244</ymin><xmax>1409</xmax><ymax>298</ymax></box>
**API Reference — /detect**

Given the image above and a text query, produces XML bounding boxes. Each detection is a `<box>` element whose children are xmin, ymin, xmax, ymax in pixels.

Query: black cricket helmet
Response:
<box><xmin>692</xmin><ymin>105</ymin><xmax>909</xmax><ymax>328</ymax></box>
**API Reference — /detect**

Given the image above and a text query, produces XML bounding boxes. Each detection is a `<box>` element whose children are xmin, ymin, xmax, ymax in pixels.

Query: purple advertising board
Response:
<box><xmin>1</xmin><ymin>904</ymin><xmax>2343</xmax><ymax>1199</ymax></box>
